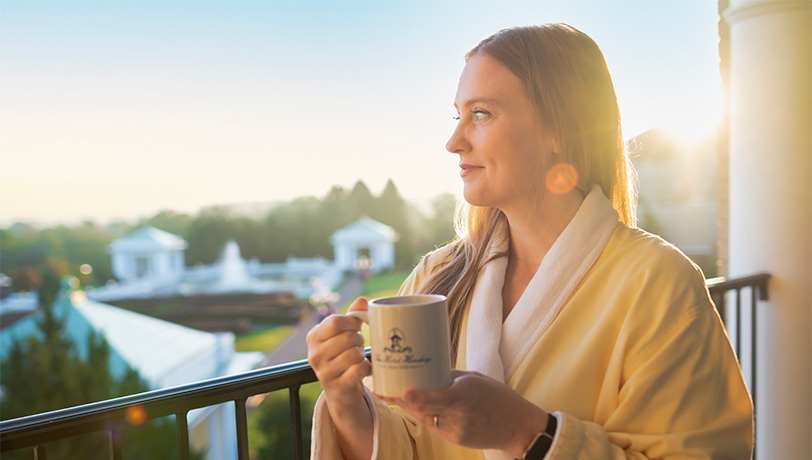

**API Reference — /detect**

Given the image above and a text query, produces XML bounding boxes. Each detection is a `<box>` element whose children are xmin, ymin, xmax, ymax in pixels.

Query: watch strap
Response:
<box><xmin>520</xmin><ymin>414</ymin><xmax>557</xmax><ymax>460</ymax></box>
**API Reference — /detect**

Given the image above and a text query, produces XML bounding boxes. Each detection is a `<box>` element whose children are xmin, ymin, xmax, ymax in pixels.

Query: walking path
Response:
<box><xmin>261</xmin><ymin>272</ymin><xmax>365</xmax><ymax>366</ymax></box>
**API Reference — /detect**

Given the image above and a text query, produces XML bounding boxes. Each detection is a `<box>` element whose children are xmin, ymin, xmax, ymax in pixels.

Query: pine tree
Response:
<box><xmin>371</xmin><ymin>179</ymin><xmax>415</xmax><ymax>268</ymax></box>
<box><xmin>348</xmin><ymin>180</ymin><xmax>374</xmax><ymax>219</ymax></box>
<box><xmin>0</xmin><ymin>295</ymin><xmax>199</xmax><ymax>459</ymax></box>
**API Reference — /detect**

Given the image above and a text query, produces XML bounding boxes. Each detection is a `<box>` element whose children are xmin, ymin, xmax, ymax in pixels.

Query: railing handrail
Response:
<box><xmin>1</xmin><ymin>273</ymin><xmax>772</xmax><ymax>458</ymax></box>
<box><xmin>0</xmin><ymin>357</ymin><xmax>318</xmax><ymax>452</ymax></box>
<box><xmin>706</xmin><ymin>272</ymin><xmax>770</xmax><ymax>300</ymax></box>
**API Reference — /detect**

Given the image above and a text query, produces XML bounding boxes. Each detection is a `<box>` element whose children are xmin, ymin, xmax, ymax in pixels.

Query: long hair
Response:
<box><xmin>419</xmin><ymin>24</ymin><xmax>636</xmax><ymax>365</ymax></box>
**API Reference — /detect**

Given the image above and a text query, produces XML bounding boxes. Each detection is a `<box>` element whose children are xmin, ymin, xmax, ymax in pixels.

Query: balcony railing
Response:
<box><xmin>0</xmin><ymin>273</ymin><xmax>770</xmax><ymax>460</ymax></box>
<box><xmin>0</xmin><ymin>357</ymin><xmax>324</xmax><ymax>460</ymax></box>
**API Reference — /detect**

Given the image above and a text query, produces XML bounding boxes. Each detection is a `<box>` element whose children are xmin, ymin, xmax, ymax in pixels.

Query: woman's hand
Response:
<box><xmin>375</xmin><ymin>370</ymin><xmax>549</xmax><ymax>458</ymax></box>
<box><xmin>306</xmin><ymin>297</ymin><xmax>373</xmax><ymax>460</ymax></box>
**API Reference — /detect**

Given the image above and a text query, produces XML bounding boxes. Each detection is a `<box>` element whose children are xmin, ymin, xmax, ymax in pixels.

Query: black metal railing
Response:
<box><xmin>707</xmin><ymin>272</ymin><xmax>770</xmax><ymax>396</ymax></box>
<box><xmin>707</xmin><ymin>272</ymin><xmax>769</xmax><ymax>460</ymax></box>
<box><xmin>0</xmin><ymin>357</ymin><xmax>324</xmax><ymax>460</ymax></box>
<box><xmin>1</xmin><ymin>274</ymin><xmax>770</xmax><ymax>460</ymax></box>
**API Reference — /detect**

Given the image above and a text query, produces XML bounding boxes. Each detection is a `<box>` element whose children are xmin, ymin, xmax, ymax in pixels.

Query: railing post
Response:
<box><xmin>750</xmin><ymin>286</ymin><xmax>759</xmax><ymax>460</ymax></box>
<box><xmin>176</xmin><ymin>411</ymin><xmax>190</xmax><ymax>460</ymax></box>
<box><xmin>234</xmin><ymin>398</ymin><xmax>250</xmax><ymax>460</ymax></box>
<box><xmin>108</xmin><ymin>427</ymin><xmax>122</xmax><ymax>460</ymax></box>
<box><xmin>33</xmin><ymin>444</ymin><xmax>47</xmax><ymax>460</ymax></box>
<box><xmin>735</xmin><ymin>288</ymin><xmax>742</xmax><ymax>357</ymax></box>
<box><xmin>289</xmin><ymin>385</ymin><xmax>304</xmax><ymax>460</ymax></box>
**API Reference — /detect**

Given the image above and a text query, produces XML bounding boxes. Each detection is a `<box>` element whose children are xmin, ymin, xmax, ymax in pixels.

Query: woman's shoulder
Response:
<box><xmin>595</xmin><ymin>223</ymin><xmax>713</xmax><ymax>318</ymax></box>
<box><xmin>414</xmin><ymin>242</ymin><xmax>458</xmax><ymax>279</ymax></box>
<box><xmin>592</xmin><ymin>225</ymin><xmax>720</xmax><ymax>370</ymax></box>
<box><xmin>606</xmin><ymin>224</ymin><xmax>707</xmax><ymax>281</ymax></box>
<box><xmin>397</xmin><ymin>242</ymin><xmax>458</xmax><ymax>295</ymax></box>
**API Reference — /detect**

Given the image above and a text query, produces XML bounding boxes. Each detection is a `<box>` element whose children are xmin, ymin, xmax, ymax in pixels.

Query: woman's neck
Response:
<box><xmin>500</xmin><ymin>190</ymin><xmax>584</xmax><ymax>319</ymax></box>
<box><xmin>503</xmin><ymin>189</ymin><xmax>584</xmax><ymax>268</ymax></box>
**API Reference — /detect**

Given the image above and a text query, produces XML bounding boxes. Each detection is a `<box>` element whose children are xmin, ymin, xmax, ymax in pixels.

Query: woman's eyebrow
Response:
<box><xmin>453</xmin><ymin>97</ymin><xmax>502</xmax><ymax>110</ymax></box>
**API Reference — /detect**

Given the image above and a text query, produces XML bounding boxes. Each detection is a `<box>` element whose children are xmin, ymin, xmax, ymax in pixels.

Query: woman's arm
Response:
<box><xmin>306</xmin><ymin>298</ymin><xmax>374</xmax><ymax>460</ymax></box>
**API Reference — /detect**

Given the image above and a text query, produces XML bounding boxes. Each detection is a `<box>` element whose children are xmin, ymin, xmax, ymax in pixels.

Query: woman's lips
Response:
<box><xmin>459</xmin><ymin>163</ymin><xmax>483</xmax><ymax>177</ymax></box>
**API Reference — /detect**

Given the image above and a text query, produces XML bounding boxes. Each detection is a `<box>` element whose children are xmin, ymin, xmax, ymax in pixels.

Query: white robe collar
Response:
<box><xmin>465</xmin><ymin>186</ymin><xmax>619</xmax><ymax>460</ymax></box>
<box><xmin>465</xmin><ymin>186</ymin><xmax>620</xmax><ymax>383</ymax></box>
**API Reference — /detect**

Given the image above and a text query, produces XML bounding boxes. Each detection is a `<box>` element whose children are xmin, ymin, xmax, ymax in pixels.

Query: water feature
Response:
<box><xmin>216</xmin><ymin>240</ymin><xmax>251</xmax><ymax>292</ymax></box>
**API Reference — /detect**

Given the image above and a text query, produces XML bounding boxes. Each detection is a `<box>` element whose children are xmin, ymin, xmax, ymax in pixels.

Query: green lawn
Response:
<box><xmin>336</xmin><ymin>270</ymin><xmax>411</xmax><ymax>345</ymax></box>
<box><xmin>359</xmin><ymin>270</ymin><xmax>411</xmax><ymax>299</ymax></box>
<box><xmin>234</xmin><ymin>325</ymin><xmax>295</xmax><ymax>352</ymax></box>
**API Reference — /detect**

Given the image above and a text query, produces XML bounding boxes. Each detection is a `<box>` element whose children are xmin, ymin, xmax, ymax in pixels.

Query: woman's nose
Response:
<box><xmin>446</xmin><ymin>122</ymin><xmax>468</xmax><ymax>155</ymax></box>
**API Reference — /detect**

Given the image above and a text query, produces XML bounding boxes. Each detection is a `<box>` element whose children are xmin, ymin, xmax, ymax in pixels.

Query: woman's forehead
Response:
<box><xmin>454</xmin><ymin>53</ymin><xmax>526</xmax><ymax>110</ymax></box>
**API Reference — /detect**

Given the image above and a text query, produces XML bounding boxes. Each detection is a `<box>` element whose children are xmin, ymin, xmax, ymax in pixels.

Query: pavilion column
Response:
<box><xmin>723</xmin><ymin>0</ymin><xmax>811</xmax><ymax>458</ymax></box>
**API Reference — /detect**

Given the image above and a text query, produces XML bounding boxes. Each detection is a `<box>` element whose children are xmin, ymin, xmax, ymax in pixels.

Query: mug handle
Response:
<box><xmin>347</xmin><ymin>310</ymin><xmax>369</xmax><ymax>324</ymax></box>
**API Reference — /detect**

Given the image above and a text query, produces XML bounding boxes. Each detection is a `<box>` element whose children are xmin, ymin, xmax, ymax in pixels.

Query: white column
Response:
<box><xmin>725</xmin><ymin>1</ymin><xmax>811</xmax><ymax>458</ymax></box>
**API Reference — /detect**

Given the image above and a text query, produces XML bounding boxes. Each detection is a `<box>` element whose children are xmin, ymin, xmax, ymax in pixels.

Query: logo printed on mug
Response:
<box><xmin>384</xmin><ymin>328</ymin><xmax>412</xmax><ymax>354</ymax></box>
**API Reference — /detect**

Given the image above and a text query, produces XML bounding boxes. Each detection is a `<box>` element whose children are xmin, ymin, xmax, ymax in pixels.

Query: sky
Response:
<box><xmin>0</xmin><ymin>0</ymin><xmax>722</xmax><ymax>226</ymax></box>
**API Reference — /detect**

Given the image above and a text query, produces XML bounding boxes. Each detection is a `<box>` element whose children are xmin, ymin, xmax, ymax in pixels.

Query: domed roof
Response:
<box><xmin>330</xmin><ymin>218</ymin><xmax>397</xmax><ymax>244</ymax></box>
<box><xmin>108</xmin><ymin>226</ymin><xmax>188</xmax><ymax>253</ymax></box>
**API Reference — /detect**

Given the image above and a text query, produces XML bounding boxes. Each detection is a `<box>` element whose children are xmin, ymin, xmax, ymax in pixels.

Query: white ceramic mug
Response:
<box><xmin>349</xmin><ymin>294</ymin><xmax>452</xmax><ymax>398</ymax></box>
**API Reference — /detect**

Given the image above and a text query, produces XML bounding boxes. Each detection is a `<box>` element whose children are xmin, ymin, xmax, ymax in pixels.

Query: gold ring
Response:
<box><xmin>433</xmin><ymin>415</ymin><xmax>440</xmax><ymax>428</ymax></box>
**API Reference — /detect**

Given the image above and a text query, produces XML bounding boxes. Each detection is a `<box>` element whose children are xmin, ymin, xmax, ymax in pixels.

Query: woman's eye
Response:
<box><xmin>452</xmin><ymin>115</ymin><xmax>461</xmax><ymax>121</ymax></box>
<box><xmin>472</xmin><ymin>110</ymin><xmax>489</xmax><ymax>120</ymax></box>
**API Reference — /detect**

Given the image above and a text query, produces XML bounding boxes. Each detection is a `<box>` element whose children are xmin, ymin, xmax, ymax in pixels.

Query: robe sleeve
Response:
<box><xmin>548</xmin><ymin>305</ymin><xmax>753</xmax><ymax>460</ymax></box>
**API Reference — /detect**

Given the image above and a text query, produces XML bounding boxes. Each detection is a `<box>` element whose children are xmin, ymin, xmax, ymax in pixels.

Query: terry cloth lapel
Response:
<box><xmin>464</xmin><ymin>222</ymin><xmax>509</xmax><ymax>382</ymax></box>
<box><xmin>465</xmin><ymin>186</ymin><xmax>619</xmax><ymax>384</ymax></box>
<box><xmin>500</xmin><ymin>186</ymin><xmax>619</xmax><ymax>380</ymax></box>
<box><xmin>465</xmin><ymin>187</ymin><xmax>618</xmax><ymax>460</ymax></box>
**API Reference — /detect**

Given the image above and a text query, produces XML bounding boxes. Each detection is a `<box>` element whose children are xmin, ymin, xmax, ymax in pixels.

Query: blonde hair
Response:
<box><xmin>419</xmin><ymin>24</ymin><xmax>636</xmax><ymax>364</ymax></box>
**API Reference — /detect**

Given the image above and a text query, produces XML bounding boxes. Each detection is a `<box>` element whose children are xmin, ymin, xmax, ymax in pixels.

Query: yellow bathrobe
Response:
<box><xmin>312</xmin><ymin>182</ymin><xmax>753</xmax><ymax>460</ymax></box>
<box><xmin>311</xmin><ymin>222</ymin><xmax>753</xmax><ymax>459</ymax></box>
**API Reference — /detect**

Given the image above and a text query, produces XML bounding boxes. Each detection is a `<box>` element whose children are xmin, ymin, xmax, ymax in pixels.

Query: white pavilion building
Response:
<box><xmin>330</xmin><ymin>217</ymin><xmax>397</xmax><ymax>274</ymax></box>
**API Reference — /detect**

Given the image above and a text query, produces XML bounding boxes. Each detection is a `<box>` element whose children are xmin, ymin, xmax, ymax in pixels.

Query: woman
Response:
<box><xmin>306</xmin><ymin>24</ymin><xmax>753</xmax><ymax>460</ymax></box>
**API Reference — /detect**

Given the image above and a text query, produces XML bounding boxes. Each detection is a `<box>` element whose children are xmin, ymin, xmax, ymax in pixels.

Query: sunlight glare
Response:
<box><xmin>545</xmin><ymin>163</ymin><xmax>578</xmax><ymax>195</ymax></box>
<box><xmin>125</xmin><ymin>404</ymin><xmax>148</xmax><ymax>426</ymax></box>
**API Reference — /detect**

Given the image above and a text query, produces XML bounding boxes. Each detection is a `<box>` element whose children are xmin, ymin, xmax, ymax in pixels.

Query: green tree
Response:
<box><xmin>424</xmin><ymin>193</ymin><xmax>458</xmax><ymax>250</ymax></box>
<box><xmin>320</xmin><ymin>185</ymin><xmax>354</xmax><ymax>231</ymax></box>
<box><xmin>264</xmin><ymin>197</ymin><xmax>333</xmax><ymax>261</ymax></box>
<box><xmin>0</xmin><ymin>294</ymin><xmax>198</xmax><ymax>459</ymax></box>
<box><xmin>347</xmin><ymin>180</ymin><xmax>374</xmax><ymax>219</ymax></box>
<box><xmin>248</xmin><ymin>385</ymin><xmax>320</xmax><ymax>459</ymax></box>
<box><xmin>0</xmin><ymin>222</ymin><xmax>115</xmax><ymax>299</ymax></box>
<box><xmin>371</xmin><ymin>179</ymin><xmax>416</xmax><ymax>268</ymax></box>
<box><xmin>7</xmin><ymin>265</ymin><xmax>42</xmax><ymax>291</ymax></box>
<box><xmin>185</xmin><ymin>208</ymin><xmax>233</xmax><ymax>264</ymax></box>
<box><xmin>146</xmin><ymin>209</ymin><xmax>193</xmax><ymax>237</ymax></box>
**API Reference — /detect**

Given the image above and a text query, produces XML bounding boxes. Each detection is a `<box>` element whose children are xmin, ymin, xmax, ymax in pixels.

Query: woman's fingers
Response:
<box><xmin>346</xmin><ymin>296</ymin><xmax>369</xmax><ymax>313</ymax></box>
<box><xmin>307</xmin><ymin>314</ymin><xmax>363</xmax><ymax>344</ymax></box>
<box><xmin>336</xmin><ymin>358</ymin><xmax>372</xmax><ymax>385</ymax></box>
<box><xmin>316</xmin><ymin>344</ymin><xmax>367</xmax><ymax>382</ymax></box>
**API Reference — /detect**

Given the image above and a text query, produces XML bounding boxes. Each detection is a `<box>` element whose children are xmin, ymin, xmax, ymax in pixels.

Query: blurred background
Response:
<box><xmin>1</xmin><ymin>1</ymin><xmax>809</xmax><ymax>459</ymax></box>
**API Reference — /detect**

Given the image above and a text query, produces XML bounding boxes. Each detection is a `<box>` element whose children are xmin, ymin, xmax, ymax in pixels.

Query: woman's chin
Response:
<box><xmin>462</xmin><ymin>188</ymin><xmax>494</xmax><ymax>208</ymax></box>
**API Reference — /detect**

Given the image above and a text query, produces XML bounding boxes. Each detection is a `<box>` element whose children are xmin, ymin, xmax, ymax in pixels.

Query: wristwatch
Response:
<box><xmin>519</xmin><ymin>414</ymin><xmax>557</xmax><ymax>460</ymax></box>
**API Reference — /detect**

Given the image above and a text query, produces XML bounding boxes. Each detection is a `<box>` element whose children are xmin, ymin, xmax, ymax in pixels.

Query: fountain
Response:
<box><xmin>216</xmin><ymin>241</ymin><xmax>251</xmax><ymax>292</ymax></box>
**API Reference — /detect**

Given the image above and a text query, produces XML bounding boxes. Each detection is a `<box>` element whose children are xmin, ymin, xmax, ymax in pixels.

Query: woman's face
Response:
<box><xmin>447</xmin><ymin>53</ymin><xmax>557</xmax><ymax>211</ymax></box>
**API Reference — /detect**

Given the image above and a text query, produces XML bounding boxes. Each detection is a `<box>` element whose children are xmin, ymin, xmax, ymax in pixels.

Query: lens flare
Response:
<box><xmin>79</xmin><ymin>264</ymin><xmax>93</xmax><ymax>275</ymax></box>
<box><xmin>125</xmin><ymin>404</ymin><xmax>148</xmax><ymax>426</ymax></box>
<box><xmin>545</xmin><ymin>163</ymin><xmax>578</xmax><ymax>195</ymax></box>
